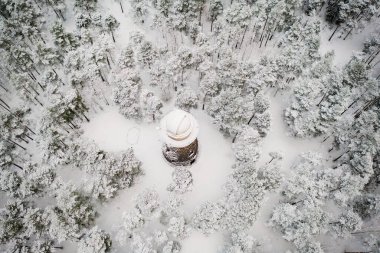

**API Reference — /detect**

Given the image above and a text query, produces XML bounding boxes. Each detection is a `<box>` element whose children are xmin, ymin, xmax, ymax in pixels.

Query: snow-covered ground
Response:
<box><xmin>80</xmin><ymin>106</ymin><xmax>234</xmax><ymax>252</ymax></box>
<box><xmin>78</xmin><ymin>91</ymin><xmax>331</xmax><ymax>253</ymax></box>
<box><xmin>1</xmin><ymin>0</ymin><xmax>380</xmax><ymax>252</ymax></box>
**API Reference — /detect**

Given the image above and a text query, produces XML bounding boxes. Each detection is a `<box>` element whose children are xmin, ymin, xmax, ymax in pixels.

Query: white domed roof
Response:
<box><xmin>166</xmin><ymin>110</ymin><xmax>192</xmax><ymax>141</ymax></box>
<box><xmin>160</xmin><ymin>109</ymin><xmax>199</xmax><ymax>147</ymax></box>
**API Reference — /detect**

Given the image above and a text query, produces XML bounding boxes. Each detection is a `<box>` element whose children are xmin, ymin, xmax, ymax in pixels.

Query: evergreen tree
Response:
<box><xmin>104</xmin><ymin>15</ymin><xmax>120</xmax><ymax>43</ymax></box>
<box><xmin>113</xmin><ymin>71</ymin><xmax>142</xmax><ymax>119</ymax></box>
<box><xmin>77</xmin><ymin>226</ymin><xmax>112</xmax><ymax>253</ymax></box>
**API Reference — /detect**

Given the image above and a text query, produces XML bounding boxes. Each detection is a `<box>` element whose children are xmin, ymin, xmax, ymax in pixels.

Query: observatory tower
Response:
<box><xmin>160</xmin><ymin>109</ymin><xmax>199</xmax><ymax>166</ymax></box>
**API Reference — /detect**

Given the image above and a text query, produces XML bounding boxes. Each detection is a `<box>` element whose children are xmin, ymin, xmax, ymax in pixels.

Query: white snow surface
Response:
<box><xmin>79</xmin><ymin>92</ymin><xmax>332</xmax><ymax>253</ymax></box>
<box><xmin>81</xmin><ymin>106</ymin><xmax>234</xmax><ymax>252</ymax></box>
<box><xmin>2</xmin><ymin>0</ymin><xmax>378</xmax><ymax>252</ymax></box>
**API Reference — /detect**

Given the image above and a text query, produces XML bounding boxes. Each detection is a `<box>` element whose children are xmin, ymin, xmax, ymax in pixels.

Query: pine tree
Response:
<box><xmin>208</xmin><ymin>0</ymin><xmax>223</xmax><ymax>32</ymax></box>
<box><xmin>51</xmin><ymin>22</ymin><xmax>79</xmax><ymax>51</ymax></box>
<box><xmin>118</xmin><ymin>45</ymin><xmax>135</xmax><ymax>69</ymax></box>
<box><xmin>140</xmin><ymin>90</ymin><xmax>163</xmax><ymax>122</ymax></box>
<box><xmin>104</xmin><ymin>15</ymin><xmax>120</xmax><ymax>43</ymax></box>
<box><xmin>175</xmin><ymin>87</ymin><xmax>198</xmax><ymax>111</ymax></box>
<box><xmin>78</xmin><ymin>226</ymin><xmax>112</xmax><ymax>253</ymax></box>
<box><xmin>113</xmin><ymin>71</ymin><xmax>142</xmax><ymax>119</ymax></box>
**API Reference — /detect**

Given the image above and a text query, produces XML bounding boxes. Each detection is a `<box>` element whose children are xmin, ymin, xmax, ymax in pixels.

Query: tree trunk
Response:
<box><xmin>354</xmin><ymin>95</ymin><xmax>380</xmax><ymax>118</ymax></box>
<box><xmin>239</xmin><ymin>26</ymin><xmax>248</xmax><ymax>49</ymax></box>
<box><xmin>33</xmin><ymin>0</ymin><xmax>41</xmax><ymax>9</ymax></box>
<box><xmin>52</xmin><ymin>8</ymin><xmax>60</xmax><ymax>18</ymax></box>
<box><xmin>6</xmin><ymin>139</ymin><xmax>26</xmax><ymax>150</ymax></box>
<box><xmin>12</xmin><ymin>162</ymin><xmax>24</xmax><ymax>170</ymax></box>
<box><xmin>202</xmin><ymin>94</ymin><xmax>208</xmax><ymax>110</ymax></box>
<box><xmin>199</xmin><ymin>8</ymin><xmax>202</xmax><ymax>26</ymax></box>
<box><xmin>25</xmin><ymin>134</ymin><xmax>34</xmax><ymax>141</ymax></box>
<box><xmin>119</xmin><ymin>1</ymin><xmax>124</xmax><ymax>13</ymax></box>
<box><xmin>341</xmin><ymin>96</ymin><xmax>361</xmax><ymax>115</ymax></box>
<box><xmin>0</xmin><ymin>103</ymin><xmax>11</xmax><ymax>113</ymax></box>
<box><xmin>265</xmin><ymin>23</ymin><xmax>277</xmax><ymax>47</ymax></box>
<box><xmin>232</xmin><ymin>132</ymin><xmax>238</xmax><ymax>143</ymax></box>
<box><xmin>34</xmin><ymin>97</ymin><xmax>43</xmax><ymax>106</ymax></box>
<box><xmin>259</xmin><ymin>30</ymin><xmax>267</xmax><ymax>48</ymax></box>
<box><xmin>259</xmin><ymin>15</ymin><xmax>269</xmax><ymax>45</ymax></box>
<box><xmin>106</xmin><ymin>56</ymin><xmax>111</xmax><ymax>69</ymax></box>
<box><xmin>0</xmin><ymin>83</ymin><xmax>8</xmax><ymax>92</ymax></box>
<box><xmin>98</xmin><ymin>70</ymin><xmax>105</xmax><ymax>82</ymax></box>
<box><xmin>247</xmin><ymin>113</ymin><xmax>255</xmax><ymax>125</ymax></box>
<box><xmin>37</xmin><ymin>81</ymin><xmax>45</xmax><ymax>91</ymax></box>
<box><xmin>367</xmin><ymin>50</ymin><xmax>380</xmax><ymax>65</ymax></box>
<box><xmin>351</xmin><ymin>230</ymin><xmax>380</xmax><ymax>235</ymax></box>
<box><xmin>28</xmin><ymin>71</ymin><xmax>37</xmax><ymax>81</ymax></box>
<box><xmin>0</xmin><ymin>98</ymin><xmax>10</xmax><ymax>108</ymax></box>
<box><xmin>343</xmin><ymin>28</ymin><xmax>353</xmax><ymax>40</ymax></box>
<box><xmin>17</xmin><ymin>136</ymin><xmax>29</xmax><ymax>144</ymax></box>
<box><xmin>333</xmin><ymin>151</ymin><xmax>346</xmax><ymax>162</ymax></box>
<box><xmin>32</xmin><ymin>66</ymin><xmax>40</xmax><ymax>75</ymax></box>
<box><xmin>29</xmin><ymin>85</ymin><xmax>40</xmax><ymax>96</ymax></box>
<box><xmin>317</xmin><ymin>92</ymin><xmax>327</xmax><ymax>106</ymax></box>
<box><xmin>58</xmin><ymin>10</ymin><xmax>65</xmax><ymax>20</ymax></box>
<box><xmin>39</xmin><ymin>34</ymin><xmax>46</xmax><ymax>44</ymax></box>
<box><xmin>328</xmin><ymin>25</ymin><xmax>340</xmax><ymax>41</ymax></box>
<box><xmin>26</xmin><ymin>126</ymin><xmax>36</xmax><ymax>135</ymax></box>
<box><xmin>111</xmin><ymin>31</ymin><xmax>116</xmax><ymax>43</ymax></box>
<box><xmin>81</xmin><ymin>112</ymin><xmax>90</xmax><ymax>122</ymax></box>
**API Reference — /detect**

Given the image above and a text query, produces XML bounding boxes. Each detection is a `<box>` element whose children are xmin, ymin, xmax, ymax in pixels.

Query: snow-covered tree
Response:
<box><xmin>232</xmin><ymin>126</ymin><xmax>261</xmax><ymax>163</ymax></box>
<box><xmin>16</xmin><ymin>163</ymin><xmax>56</xmax><ymax>199</ymax></box>
<box><xmin>175</xmin><ymin>87</ymin><xmax>198</xmax><ymax>111</ymax></box>
<box><xmin>162</xmin><ymin>240</ymin><xmax>181</xmax><ymax>253</ymax></box>
<box><xmin>167</xmin><ymin>167</ymin><xmax>193</xmax><ymax>194</ymax></box>
<box><xmin>220</xmin><ymin>231</ymin><xmax>260</xmax><ymax>253</ymax></box>
<box><xmin>159</xmin><ymin>196</ymin><xmax>184</xmax><ymax>226</ymax></box>
<box><xmin>168</xmin><ymin>216</ymin><xmax>189</xmax><ymax>239</ymax></box>
<box><xmin>270</xmin><ymin>200</ymin><xmax>328</xmax><ymax>251</ymax></box>
<box><xmin>353</xmin><ymin>194</ymin><xmax>380</xmax><ymax>219</ymax></box>
<box><xmin>113</xmin><ymin>71</ymin><xmax>142</xmax><ymax>119</ymax></box>
<box><xmin>208</xmin><ymin>0</ymin><xmax>223</xmax><ymax>32</ymax></box>
<box><xmin>207</xmin><ymin>88</ymin><xmax>255</xmax><ymax>138</ymax></box>
<box><xmin>104</xmin><ymin>15</ymin><xmax>120</xmax><ymax>43</ymax></box>
<box><xmin>118</xmin><ymin>45</ymin><xmax>135</xmax><ymax>69</ymax></box>
<box><xmin>326</xmin><ymin>0</ymin><xmax>380</xmax><ymax>40</ymax></box>
<box><xmin>51</xmin><ymin>22</ymin><xmax>79</xmax><ymax>51</ymax></box>
<box><xmin>130</xmin><ymin>233</ymin><xmax>156</xmax><ymax>253</ymax></box>
<box><xmin>192</xmin><ymin>201</ymin><xmax>226</xmax><ymax>234</ymax></box>
<box><xmin>140</xmin><ymin>90</ymin><xmax>163</xmax><ymax>122</ymax></box>
<box><xmin>130</xmin><ymin>0</ymin><xmax>149</xmax><ymax>23</ymax></box>
<box><xmin>329</xmin><ymin>210</ymin><xmax>362</xmax><ymax>238</ymax></box>
<box><xmin>47</xmin><ymin>183</ymin><xmax>96</xmax><ymax>242</ymax></box>
<box><xmin>137</xmin><ymin>41</ymin><xmax>157</xmax><ymax>68</ymax></box>
<box><xmin>135</xmin><ymin>189</ymin><xmax>160</xmax><ymax>216</ymax></box>
<box><xmin>74</xmin><ymin>0</ymin><xmax>97</xmax><ymax>13</ymax></box>
<box><xmin>76</xmin><ymin>143</ymin><xmax>141</xmax><ymax>200</ymax></box>
<box><xmin>78</xmin><ymin>226</ymin><xmax>112</xmax><ymax>253</ymax></box>
<box><xmin>116</xmin><ymin>208</ymin><xmax>145</xmax><ymax>245</ymax></box>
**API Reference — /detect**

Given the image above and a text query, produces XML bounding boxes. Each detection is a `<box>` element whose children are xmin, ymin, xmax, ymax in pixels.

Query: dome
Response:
<box><xmin>160</xmin><ymin>109</ymin><xmax>199</xmax><ymax>148</ymax></box>
<box><xmin>166</xmin><ymin>110</ymin><xmax>192</xmax><ymax>141</ymax></box>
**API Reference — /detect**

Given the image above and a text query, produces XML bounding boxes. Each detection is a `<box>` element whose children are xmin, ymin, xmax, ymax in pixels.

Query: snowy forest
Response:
<box><xmin>0</xmin><ymin>0</ymin><xmax>380</xmax><ymax>252</ymax></box>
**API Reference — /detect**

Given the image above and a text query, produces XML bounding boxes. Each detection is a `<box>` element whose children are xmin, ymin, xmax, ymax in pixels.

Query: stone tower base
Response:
<box><xmin>162</xmin><ymin>139</ymin><xmax>198</xmax><ymax>166</ymax></box>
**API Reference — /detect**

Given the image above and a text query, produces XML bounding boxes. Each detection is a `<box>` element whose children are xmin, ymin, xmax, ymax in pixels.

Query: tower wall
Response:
<box><xmin>163</xmin><ymin>139</ymin><xmax>198</xmax><ymax>166</ymax></box>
